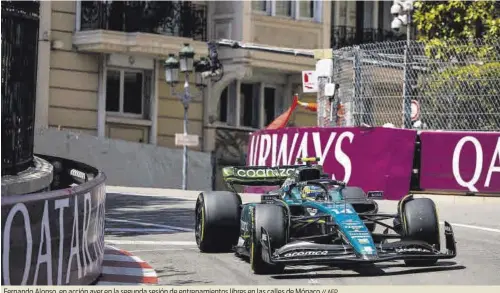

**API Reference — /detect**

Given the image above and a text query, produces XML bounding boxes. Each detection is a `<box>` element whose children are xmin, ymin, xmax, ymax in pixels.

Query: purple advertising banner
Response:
<box><xmin>419</xmin><ymin>131</ymin><xmax>500</xmax><ymax>194</ymax></box>
<box><xmin>245</xmin><ymin>126</ymin><xmax>418</xmax><ymax>200</ymax></box>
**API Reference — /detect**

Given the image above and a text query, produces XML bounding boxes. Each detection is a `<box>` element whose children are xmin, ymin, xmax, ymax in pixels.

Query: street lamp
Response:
<box><xmin>194</xmin><ymin>57</ymin><xmax>210</xmax><ymax>88</ymax></box>
<box><xmin>179</xmin><ymin>43</ymin><xmax>195</xmax><ymax>72</ymax></box>
<box><xmin>164</xmin><ymin>43</ymin><xmax>208</xmax><ymax>190</ymax></box>
<box><xmin>391</xmin><ymin>0</ymin><xmax>415</xmax><ymax>129</ymax></box>
<box><xmin>164</xmin><ymin>54</ymin><xmax>179</xmax><ymax>84</ymax></box>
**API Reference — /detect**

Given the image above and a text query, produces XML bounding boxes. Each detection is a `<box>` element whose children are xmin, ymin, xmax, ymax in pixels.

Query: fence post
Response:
<box><xmin>353</xmin><ymin>46</ymin><xmax>362</xmax><ymax>126</ymax></box>
<box><xmin>211</xmin><ymin>150</ymin><xmax>216</xmax><ymax>191</ymax></box>
<box><xmin>402</xmin><ymin>9</ymin><xmax>417</xmax><ymax>129</ymax></box>
<box><xmin>316</xmin><ymin>58</ymin><xmax>333</xmax><ymax>127</ymax></box>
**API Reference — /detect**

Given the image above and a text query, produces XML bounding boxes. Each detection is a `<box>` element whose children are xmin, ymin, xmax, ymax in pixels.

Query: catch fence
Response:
<box><xmin>326</xmin><ymin>38</ymin><xmax>500</xmax><ymax>131</ymax></box>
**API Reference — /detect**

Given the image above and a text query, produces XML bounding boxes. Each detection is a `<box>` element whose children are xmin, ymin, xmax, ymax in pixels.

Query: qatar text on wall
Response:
<box><xmin>1</xmin><ymin>183</ymin><xmax>106</xmax><ymax>285</ymax></box>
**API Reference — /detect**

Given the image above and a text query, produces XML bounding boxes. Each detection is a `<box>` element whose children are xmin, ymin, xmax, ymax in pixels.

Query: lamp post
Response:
<box><xmin>391</xmin><ymin>0</ymin><xmax>415</xmax><ymax>129</ymax></box>
<box><xmin>164</xmin><ymin>43</ymin><xmax>207</xmax><ymax>190</ymax></box>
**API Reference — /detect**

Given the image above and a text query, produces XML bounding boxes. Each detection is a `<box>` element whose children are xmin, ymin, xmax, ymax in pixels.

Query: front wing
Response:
<box><xmin>260</xmin><ymin>221</ymin><xmax>457</xmax><ymax>266</ymax></box>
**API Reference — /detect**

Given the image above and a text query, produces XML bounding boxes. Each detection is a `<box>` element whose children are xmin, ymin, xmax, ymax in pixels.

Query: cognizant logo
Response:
<box><xmin>235</xmin><ymin>168</ymin><xmax>295</xmax><ymax>178</ymax></box>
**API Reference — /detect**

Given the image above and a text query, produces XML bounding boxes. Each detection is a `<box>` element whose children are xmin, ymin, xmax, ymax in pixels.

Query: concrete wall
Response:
<box><xmin>251</xmin><ymin>14</ymin><xmax>327</xmax><ymax>50</ymax></box>
<box><xmin>34</xmin><ymin>128</ymin><xmax>212</xmax><ymax>191</ymax></box>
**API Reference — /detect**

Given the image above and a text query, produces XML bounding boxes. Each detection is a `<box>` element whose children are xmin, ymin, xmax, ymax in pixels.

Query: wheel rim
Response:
<box><xmin>195</xmin><ymin>201</ymin><xmax>203</xmax><ymax>245</ymax></box>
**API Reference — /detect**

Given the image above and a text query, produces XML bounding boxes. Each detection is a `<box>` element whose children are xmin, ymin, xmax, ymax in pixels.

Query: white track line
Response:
<box><xmin>103</xmin><ymin>254</ymin><xmax>144</xmax><ymax>262</ymax></box>
<box><xmin>128</xmin><ymin>248</ymin><xmax>192</xmax><ymax>253</ymax></box>
<box><xmin>97</xmin><ymin>281</ymin><xmax>148</xmax><ymax>286</ymax></box>
<box><xmin>105</xmin><ymin>239</ymin><xmax>197</xmax><ymax>246</ymax></box>
<box><xmin>104</xmin><ymin>245</ymin><xmax>121</xmax><ymax>251</ymax></box>
<box><xmin>101</xmin><ymin>267</ymin><xmax>157</xmax><ymax>277</ymax></box>
<box><xmin>105</xmin><ymin>228</ymin><xmax>177</xmax><ymax>233</ymax></box>
<box><xmin>442</xmin><ymin>222</ymin><xmax>500</xmax><ymax>233</ymax></box>
<box><xmin>106</xmin><ymin>191</ymin><xmax>197</xmax><ymax>200</ymax></box>
<box><xmin>106</xmin><ymin>218</ymin><xmax>194</xmax><ymax>232</ymax></box>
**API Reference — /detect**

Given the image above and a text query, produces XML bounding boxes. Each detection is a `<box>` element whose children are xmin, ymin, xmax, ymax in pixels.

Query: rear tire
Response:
<box><xmin>250</xmin><ymin>204</ymin><xmax>287</xmax><ymax>275</ymax></box>
<box><xmin>400</xmin><ymin>198</ymin><xmax>440</xmax><ymax>266</ymax></box>
<box><xmin>195</xmin><ymin>191</ymin><xmax>241</xmax><ymax>252</ymax></box>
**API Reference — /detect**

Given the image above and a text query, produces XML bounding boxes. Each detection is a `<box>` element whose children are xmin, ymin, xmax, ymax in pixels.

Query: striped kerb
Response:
<box><xmin>97</xmin><ymin>246</ymin><xmax>159</xmax><ymax>285</ymax></box>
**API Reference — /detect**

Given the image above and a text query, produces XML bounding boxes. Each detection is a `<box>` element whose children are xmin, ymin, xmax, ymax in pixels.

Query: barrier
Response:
<box><xmin>246</xmin><ymin>127</ymin><xmax>417</xmax><ymax>200</ymax></box>
<box><xmin>1</xmin><ymin>155</ymin><xmax>107</xmax><ymax>285</ymax></box>
<box><xmin>244</xmin><ymin>127</ymin><xmax>500</xmax><ymax>199</ymax></box>
<box><xmin>419</xmin><ymin>131</ymin><xmax>500</xmax><ymax>194</ymax></box>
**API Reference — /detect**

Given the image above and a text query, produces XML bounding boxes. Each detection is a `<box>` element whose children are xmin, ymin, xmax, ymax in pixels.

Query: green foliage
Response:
<box><xmin>421</xmin><ymin>62</ymin><xmax>500</xmax><ymax>130</ymax></box>
<box><xmin>413</xmin><ymin>1</ymin><xmax>499</xmax><ymax>130</ymax></box>
<box><xmin>413</xmin><ymin>0</ymin><xmax>499</xmax><ymax>60</ymax></box>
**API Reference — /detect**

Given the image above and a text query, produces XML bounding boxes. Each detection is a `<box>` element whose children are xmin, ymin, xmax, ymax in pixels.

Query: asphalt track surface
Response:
<box><xmin>104</xmin><ymin>186</ymin><xmax>500</xmax><ymax>285</ymax></box>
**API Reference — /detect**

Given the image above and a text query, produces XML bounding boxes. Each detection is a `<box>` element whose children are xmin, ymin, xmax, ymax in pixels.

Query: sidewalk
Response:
<box><xmin>97</xmin><ymin>245</ymin><xmax>159</xmax><ymax>285</ymax></box>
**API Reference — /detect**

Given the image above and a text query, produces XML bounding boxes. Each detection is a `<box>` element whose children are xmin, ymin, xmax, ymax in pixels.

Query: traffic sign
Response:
<box><xmin>302</xmin><ymin>71</ymin><xmax>318</xmax><ymax>93</ymax></box>
<box><xmin>175</xmin><ymin>133</ymin><xmax>199</xmax><ymax>147</ymax></box>
<box><xmin>411</xmin><ymin>100</ymin><xmax>420</xmax><ymax>121</ymax></box>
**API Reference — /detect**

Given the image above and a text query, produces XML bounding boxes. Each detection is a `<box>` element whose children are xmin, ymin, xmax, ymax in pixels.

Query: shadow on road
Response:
<box><xmin>273</xmin><ymin>261</ymin><xmax>466</xmax><ymax>279</ymax></box>
<box><xmin>105</xmin><ymin>192</ymin><xmax>196</xmax><ymax>237</ymax></box>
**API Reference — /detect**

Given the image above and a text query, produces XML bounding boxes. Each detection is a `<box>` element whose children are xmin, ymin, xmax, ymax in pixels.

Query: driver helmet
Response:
<box><xmin>301</xmin><ymin>185</ymin><xmax>327</xmax><ymax>201</ymax></box>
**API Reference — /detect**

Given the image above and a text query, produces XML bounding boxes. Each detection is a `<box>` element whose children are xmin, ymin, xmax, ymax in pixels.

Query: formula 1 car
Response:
<box><xmin>194</xmin><ymin>157</ymin><xmax>457</xmax><ymax>274</ymax></box>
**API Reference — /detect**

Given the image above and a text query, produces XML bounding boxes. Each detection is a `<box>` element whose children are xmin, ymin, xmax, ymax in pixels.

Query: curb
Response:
<box><xmin>97</xmin><ymin>245</ymin><xmax>158</xmax><ymax>285</ymax></box>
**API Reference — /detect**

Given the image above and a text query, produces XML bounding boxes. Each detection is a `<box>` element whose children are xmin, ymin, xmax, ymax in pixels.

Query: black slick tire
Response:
<box><xmin>250</xmin><ymin>204</ymin><xmax>287</xmax><ymax>275</ymax></box>
<box><xmin>195</xmin><ymin>191</ymin><xmax>241</xmax><ymax>252</ymax></box>
<box><xmin>400</xmin><ymin>198</ymin><xmax>441</xmax><ymax>266</ymax></box>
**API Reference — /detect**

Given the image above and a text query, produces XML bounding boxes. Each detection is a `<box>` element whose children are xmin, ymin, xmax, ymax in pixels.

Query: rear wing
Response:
<box><xmin>222</xmin><ymin>165</ymin><xmax>302</xmax><ymax>187</ymax></box>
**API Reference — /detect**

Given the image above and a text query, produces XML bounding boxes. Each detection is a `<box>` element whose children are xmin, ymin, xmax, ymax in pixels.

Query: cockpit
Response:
<box><xmin>282</xmin><ymin>157</ymin><xmax>345</xmax><ymax>203</ymax></box>
<box><xmin>287</xmin><ymin>182</ymin><xmax>344</xmax><ymax>202</ymax></box>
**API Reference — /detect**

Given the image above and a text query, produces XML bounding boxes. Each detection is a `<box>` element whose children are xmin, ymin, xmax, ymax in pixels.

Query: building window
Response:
<box><xmin>252</xmin><ymin>0</ymin><xmax>321</xmax><ymax>22</ymax></box>
<box><xmin>106</xmin><ymin>68</ymin><xmax>150</xmax><ymax>118</ymax></box>
<box><xmin>252</xmin><ymin>1</ymin><xmax>268</xmax><ymax>12</ymax></box>
<box><xmin>106</xmin><ymin>70</ymin><xmax>121</xmax><ymax>112</ymax></box>
<box><xmin>218</xmin><ymin>82</ymin><xmax>282</xmax><ymax>129</ymax></box>
<box><xmin>275</xmin><ymin>1</ymin><xmax>293</xmax><ymax>17</ymax></box>
<box><xmin>219</xmin><ymin>87</ymin><xmax>228</xmax><ymax>123</ymax></box>
<box><xmin>240</xmin><ymin>83</ymin><xmax>259</xmax><ymax>128</ymax></box>
<box><xmin>298</xmin><ymin>0</ymin><xmax>314</xmax><ymax>18</ymax></box>
<box><xmin>264</xmin><ymin>87</ymin><xmax>276</xmax><ymax>126</ymax></box>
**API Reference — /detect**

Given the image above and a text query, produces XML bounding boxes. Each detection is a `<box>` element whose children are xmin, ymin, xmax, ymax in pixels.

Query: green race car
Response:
<box><xmin>194</xmin><ymin>157</ymin><xmax>456</xmax><ymax>274</ymax></box>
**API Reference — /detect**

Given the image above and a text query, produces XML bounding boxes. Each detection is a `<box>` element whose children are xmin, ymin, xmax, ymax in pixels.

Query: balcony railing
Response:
<box><xmin>331</xmin><ymin>26</ymin><xmax>407</xmax><ymax>49</ymax></box>
<box><xmin>80</xmin><ymin>1</ymin><xmax>207</xmax><ymax>41</ymax></box>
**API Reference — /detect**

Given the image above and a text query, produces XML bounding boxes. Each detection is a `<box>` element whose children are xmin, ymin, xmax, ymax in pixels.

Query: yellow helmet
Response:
<box><xmin>301</xmin><ymin>185</ymin><xmax>326</xmax><ymax>201</ymax></box>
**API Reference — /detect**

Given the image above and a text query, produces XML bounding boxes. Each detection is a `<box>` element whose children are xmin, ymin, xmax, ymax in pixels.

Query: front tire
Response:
<box><xmin>400</xmin><ymin>198</ymin><xmax>440</xmax><ymax>266</ymax></box>
<box><xmin>195</xmin><ymin>191</ymin><xmax>241</xmax><ymax>252</ymax></box>
<box><xmin>250</xmin><ymin>204</ymin><xmax>287</xmax><ymax>275</ymax></box>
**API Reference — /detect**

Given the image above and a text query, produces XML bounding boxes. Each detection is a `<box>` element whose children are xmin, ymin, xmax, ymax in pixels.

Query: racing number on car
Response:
<box><xmin>331</xmin><ymin>208</ymin><xmax>354</xmax><ymax>214</ymax></box>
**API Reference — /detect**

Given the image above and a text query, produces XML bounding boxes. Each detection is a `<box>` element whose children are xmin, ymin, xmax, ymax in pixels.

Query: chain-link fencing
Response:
<box><xmin>326</xmin><ymin>38</ymin><xmax>500</xmax><ymax>131</ymax></box>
